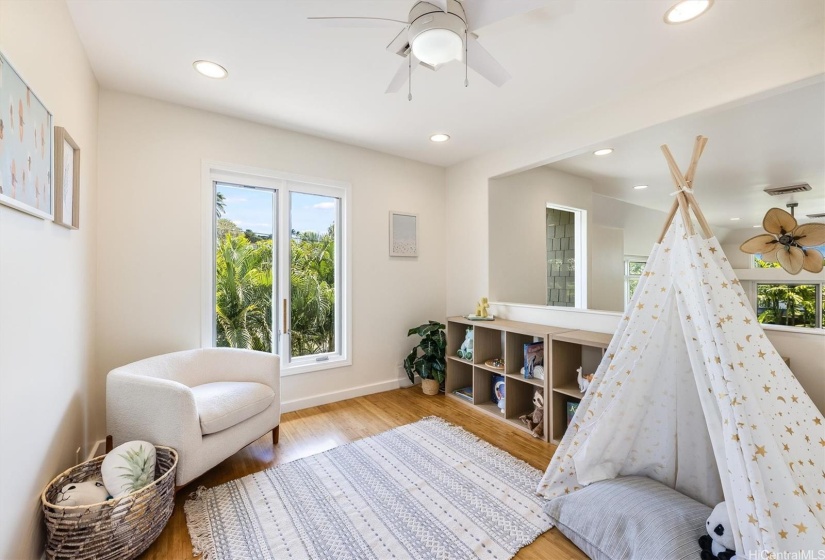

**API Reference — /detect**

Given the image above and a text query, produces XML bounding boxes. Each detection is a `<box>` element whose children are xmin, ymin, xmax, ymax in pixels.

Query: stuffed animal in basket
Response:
<box><xmin>519</xmin><ymin>390</ymin><xmax>544</xmax><ymax>438</ymax></box>
<box><xmin>698</xmin><ymin>502</ymin><xmax>737</xmax><ymax>560</ymax></box>
<box><xmin>457</xmin><ymin>327</ymin><xmax>474</xmax><ymax>360</ymax></box>
<box><xmin>55</xmin><ymin>479</ymin><xmax>110</xmax><ymax>507</ymax></box>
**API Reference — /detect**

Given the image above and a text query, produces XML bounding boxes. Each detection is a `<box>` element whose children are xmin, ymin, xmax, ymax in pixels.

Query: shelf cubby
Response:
<box><xmin>444</xmin><ymin>316</ymin><xmax>572</xmax><ymax>442</ymax></box>
<box><xmin>549</xmin><ymin>330</ymin><xmax>613</xmax><ymax>444</ymax></box>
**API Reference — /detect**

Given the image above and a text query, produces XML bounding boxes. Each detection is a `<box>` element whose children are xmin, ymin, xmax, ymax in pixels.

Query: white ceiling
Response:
<box><xmin>66</xmin><ymin>0</ymin><xmax>824</xmax><ymax>167</ymax></box>
<box><xmin>547</xmin><ymin>81</ymin><xmax>825</xmax><ymax>230</ymax></box>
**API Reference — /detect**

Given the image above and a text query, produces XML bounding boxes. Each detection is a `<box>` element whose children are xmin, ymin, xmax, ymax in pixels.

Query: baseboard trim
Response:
<box><xmin>281</xmin><ymin>379</ymin><xmax>402</xmax><ymax>413</ymax></box>
<box><xmin>87</xmin><ymin>439</ymin><xmax>106</xmax><ymax>461</ymax></box>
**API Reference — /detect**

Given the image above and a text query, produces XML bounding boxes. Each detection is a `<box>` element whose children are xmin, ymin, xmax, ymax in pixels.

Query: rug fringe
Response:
<box><xmin>184</xmin><ymin>486</ymin><xmax>217</xmax><ymax>560</ymax></box>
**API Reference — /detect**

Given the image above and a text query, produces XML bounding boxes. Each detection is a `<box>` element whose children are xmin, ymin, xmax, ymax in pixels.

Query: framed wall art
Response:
<box><xmin>0</xmin><ymin>51</ymin><xmax>53</xmax><ymax>220</ymax></box>
<box><xmin>54</xmin><ymin>127</ymin><xmax>80</xmax><ymax>229</ymax></box>
<box><xmin>389</xmin><ymin>211</ymin><xmax>417</xmax><ymax>257</ymax></box>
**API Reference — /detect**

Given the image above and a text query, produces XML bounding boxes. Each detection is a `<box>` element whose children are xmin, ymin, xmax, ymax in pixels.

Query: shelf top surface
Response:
<box><xmin>448</xmin><ymin>316</ymin><xmax>572</xmax><ymax>337</ymax></box>
<box><xmin>551</xmin><ymin>330</ymin><xmax>614</xmax><ymax>348</ymax></box>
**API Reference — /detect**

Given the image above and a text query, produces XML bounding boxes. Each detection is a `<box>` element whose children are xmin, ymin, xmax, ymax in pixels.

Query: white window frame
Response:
<box><xmin>201</xmin><ymin>161</ymin><xmax>352</xmax><ymax>376</ymax></box>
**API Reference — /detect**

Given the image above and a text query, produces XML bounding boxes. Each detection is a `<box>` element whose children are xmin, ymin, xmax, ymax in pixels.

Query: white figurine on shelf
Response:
<box><xmin>577</xmin><ymin>366</ymin><xmax>594</xmax><ymax>393</ymax></box>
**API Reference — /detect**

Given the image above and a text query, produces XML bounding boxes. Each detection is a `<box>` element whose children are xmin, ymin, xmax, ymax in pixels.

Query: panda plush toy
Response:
<box><xmin>699</xmin><ymin>502</ymin><xmax>737</xmax><ymax>560</ymax></box>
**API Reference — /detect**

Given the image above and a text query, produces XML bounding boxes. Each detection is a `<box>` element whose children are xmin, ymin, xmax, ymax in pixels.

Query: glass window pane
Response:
<box><xmin>628</xmin><ymin>261</ymin><xmax>645</xmax><ymax>276</ymax></box>
<box><xmin>756</xmin><ymin>284</ymin><xmax>818</xmax><ymax>329</ymax></box>
<box><xmin>627</xmin><ymin>278</ymin><xmax>639</xmax><ymax>301</ymax></box>
<box><xmin>215</xmin><ymin>184</ymin><xmax>275</xmax><ymax>351</ymax></box>
<box><xmin>290</xmin><ymin>192</ymin><xmax>338</xmax><ymax>357</ymax></box>
<box><xmin>546</xmin><ymin>207</ymin><xmax>577</xmax><ymax>307</ymax></box>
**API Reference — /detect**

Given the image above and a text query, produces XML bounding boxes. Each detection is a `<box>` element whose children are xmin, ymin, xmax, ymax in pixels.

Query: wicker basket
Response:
<box><xmin>41</xmin><ymin>446</ymin><xmax>177</xmax><ymax>560</ymax></box>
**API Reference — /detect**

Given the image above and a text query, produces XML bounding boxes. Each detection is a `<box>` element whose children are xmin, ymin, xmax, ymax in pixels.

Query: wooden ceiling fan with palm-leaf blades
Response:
<box><xmin>740</xmin><ymin>203</ymin><xmax>825</xmax><ymax>274</ymax></box>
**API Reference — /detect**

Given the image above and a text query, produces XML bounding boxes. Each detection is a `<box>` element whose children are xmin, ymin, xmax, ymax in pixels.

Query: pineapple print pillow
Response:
<box><xmin>101</xmin><ymin>440</ymin><xmax>156</xmax><ymax>499</ymax></box>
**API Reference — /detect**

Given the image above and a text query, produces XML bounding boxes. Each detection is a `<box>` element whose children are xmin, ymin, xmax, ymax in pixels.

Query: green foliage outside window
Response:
<box><xmin>756</xmin><ymin>284</ymin><xmax>818</xmax><ymax>328</ymax></box>
<box><xmin>215</xmin><ymin>223</ymin><xmax>336</xmax><ymax>356</ymax></box>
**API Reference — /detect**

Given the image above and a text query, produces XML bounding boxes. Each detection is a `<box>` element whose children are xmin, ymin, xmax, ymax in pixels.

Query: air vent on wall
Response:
<box><xmin>763</xmin><ymin>183</ymin><xmax>812</xmax><ymax>195</ymax></box>
<box><xmin>807</xmin><ymin>212</ymin><xmax>825</xmax><ymax>219</ymax></box>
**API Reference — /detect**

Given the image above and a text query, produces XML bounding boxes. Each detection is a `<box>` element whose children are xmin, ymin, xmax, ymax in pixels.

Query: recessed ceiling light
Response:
<box><xmin>730</xmin><ymin>217</ymin><xmax>741</xmax><ymax>221</ymax></box>
<box><xmin>634</xmin><ymin>185</ymin><xmax>649</xmax><ymax>190</ymax></box>
<box><xmin>430</xmin><ymin>133</ymin><xmax>450</xmax><ymax>143</ymax></box>
<box><xmin>593</xmin><ymin>148</ymin><xmax>613</xmax><ymax>156</ymax></box>
<box><xmin>193</xmin><ymin>60</ymin><xmax>228</xmax><ymax>79</ymax></box>
<box><xmin>752</xmin><ymin>225</ymin><xmax>761</xmax><ymax>228</ymax></box>
<box><xmin>664</xmin><ymin>0</ymin><xmax>713</xmax><ymax>24</ymax></box>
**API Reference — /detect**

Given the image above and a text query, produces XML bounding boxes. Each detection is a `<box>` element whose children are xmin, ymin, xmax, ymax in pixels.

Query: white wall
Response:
<box><xmin>489</xmin><ymin>167</ymin><xmax>593</xmax><ymax>305</ymax></box>
<box><xmin>96</xmin><ymin>91</ymin><xmax>446</xmax><ymax>412</ymax></box>
<box><xmin>589</xmin><ymin>224</ymin><xmax>624</xmax><ymax>312</ymax></box>
<box><xmin>0</xmin><ymin>1</ymin><xmax>99</xmax><ymax>558</ymax></box>
<box><xmin>446</xmin><ymin>22</ymin><xmax>824</xmax><ymax>410</ymax></box>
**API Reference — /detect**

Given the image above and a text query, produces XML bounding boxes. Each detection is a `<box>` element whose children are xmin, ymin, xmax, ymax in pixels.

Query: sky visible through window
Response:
<box><xmin>217</xmin><ymin>184</ymin><xmax>335</xmax><ymax>235</ymax></box>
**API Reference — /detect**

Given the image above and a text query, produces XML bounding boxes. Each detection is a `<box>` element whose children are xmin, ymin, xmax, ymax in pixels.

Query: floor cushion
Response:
<box><xmin>543</xmin><ymin>476</ymin><xmax>711</xmax><ymax>560</ymax></box>
<box><xmin>191</xmin><ymin>381</ymin><xmax>275</xmax><ymax>435</ymax></box>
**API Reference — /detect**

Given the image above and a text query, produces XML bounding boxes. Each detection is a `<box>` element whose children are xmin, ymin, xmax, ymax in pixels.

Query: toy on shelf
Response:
<box><xmin>519</xmin><ymin>390</ymin><xmax>544</xmax><ymax>438</ymax></box>
<box><xmin>476</xmin><ymin>297</ymin><xmax>489</xmax><ymax>318</ymax></box>
<box><xmin>457</xmin><ymin>327</ymin><xmax>474</xmax><ymax>360</ymax></box>
<box><xmin>492</xmin><ymin>376</ymin><xmax>506</xmax><ymax>413</ymax></box>
<box><xmin>576</xmin><ymin>366</ymin><xmax>594</xmax><ymax>393</ymax></box>
<box><xmin>466</xmin><ymin>297</ymin><xmax>494</xmax><ymax>320</ymax></box>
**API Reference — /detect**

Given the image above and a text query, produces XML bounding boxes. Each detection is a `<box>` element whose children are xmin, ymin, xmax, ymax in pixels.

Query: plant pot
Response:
<box><xmin>421</xmin><ymin>379</ymin><xmax>440</xmax><ymax>396</ymax></box>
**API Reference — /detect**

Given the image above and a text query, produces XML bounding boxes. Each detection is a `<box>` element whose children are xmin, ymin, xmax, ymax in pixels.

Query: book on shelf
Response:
<box><xmin>491</xmin><ymin>375</ymin><xmax>505</xmax><ymax>412</ymax></box>
<box><xmin>453</xmin><ymin>386</ymin><xmax>473</xmax><ymax>402</ymax></box>
<box><xmin>523</xmin><ymin>341</ymin><xmax>544</xmax><ymax>379</ymax></box>
<box><xmin>566</xmin><ymin>400</ymin><xmax>580</xmax><ymax>427</ymax></box>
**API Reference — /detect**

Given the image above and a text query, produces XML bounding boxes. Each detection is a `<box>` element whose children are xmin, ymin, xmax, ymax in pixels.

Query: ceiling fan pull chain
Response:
<box><xmin>464</xmin><ymin>30</ymin><xmax>469</xmax><ymax>87</ymax></box>
<box><xmin>408</xmin><ymin>55</ymin><xmax>413</xmax><ymax>101</ymax></box>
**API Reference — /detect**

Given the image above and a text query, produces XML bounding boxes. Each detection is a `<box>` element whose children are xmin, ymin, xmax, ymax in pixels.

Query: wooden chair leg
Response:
<box><xmin>105</xmin><ymin>435</ymin><xmax>113</xmax><ymax>453</ymax></box>
<box><xmin>272</xmin><ymin>425</ymin><xmax>280</xmax><ymax>445</ymax></box>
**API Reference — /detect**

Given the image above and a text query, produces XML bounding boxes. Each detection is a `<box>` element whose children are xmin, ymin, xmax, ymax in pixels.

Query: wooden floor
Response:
<box><xmin>140</xmin><ymin>387</ymin><xmax>587</xmax><ymax>559</ymax></box>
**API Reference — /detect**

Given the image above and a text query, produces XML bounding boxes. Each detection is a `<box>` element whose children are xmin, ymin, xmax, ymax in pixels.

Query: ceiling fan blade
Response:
<box><xmin>308</xmin><ymin>16</ymin><xmax>408</xmax><ymax>28</ymax></box>
<box><xmin>386</xmin><ymin>55</ymin><xmax>420</xmax><ymax>93</ymax></box>
<box><xmin>463</xmin><ymin>0</ymin><xmax>573</xmax><ymax>31</ymax></box>
<box><xmin>466</xmin><ymin>36</ymin><xmax>510</xmax><ymax>87</ymax></box>
<box><xmin>428</xmin><ymin>0</ymin><xmax>449</xmax><ymax>12</ymax></box>
<box><xmin>386</xmin><ymin>27</ymin><xmax>410</xmax><ymax>55</ymax></box>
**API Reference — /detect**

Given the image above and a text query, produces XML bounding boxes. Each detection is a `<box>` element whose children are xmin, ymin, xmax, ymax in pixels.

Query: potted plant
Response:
<box><xmin>403</xmin><ymin>321</ymin><xmax>446</xmax><ymax>395</ymax></box>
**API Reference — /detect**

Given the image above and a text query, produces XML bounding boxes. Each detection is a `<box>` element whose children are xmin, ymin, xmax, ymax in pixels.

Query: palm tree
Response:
<box><xmin>289</xmin><ymin>226</ymin><xmax>335</xmax><ymax>356</ymax></box>
<box><xmin>215</xmin><ymin>235</ymin><xmax>273</xmax><ymax>351</ymax></box>
<box><xmin>216</xmin><ymin>192</ymin><xmax>227</xmax><ymax>219</ymax></box>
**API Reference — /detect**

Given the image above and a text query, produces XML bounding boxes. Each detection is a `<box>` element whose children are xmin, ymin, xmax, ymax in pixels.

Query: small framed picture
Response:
<box><xmin>389</xmin><ymin>211</ymin><xmax>417</xmax><ymax>257</ymax></box>
<box><xmin>54</xmin><ymin>126</ymin><xmax>80</xmax><ymax>229</ymax></box>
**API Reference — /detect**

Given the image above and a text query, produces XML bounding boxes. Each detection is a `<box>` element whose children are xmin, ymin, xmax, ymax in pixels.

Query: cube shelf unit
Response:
<box><xmin>445</xmin><ymin>317</ymin><xmax>569</xmax><ymax>441</ymax></box>
<box><xmin>549</xmin><ymin>330</ymin><xmax>614</xmax><ymax>444</ymax></box>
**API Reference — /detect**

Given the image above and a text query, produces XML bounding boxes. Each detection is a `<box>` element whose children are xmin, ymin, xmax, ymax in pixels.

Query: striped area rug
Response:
<box><xmin>185</xmin><ymin>416</ymin><xmax>552</xmax><ymax>559</ymax></box>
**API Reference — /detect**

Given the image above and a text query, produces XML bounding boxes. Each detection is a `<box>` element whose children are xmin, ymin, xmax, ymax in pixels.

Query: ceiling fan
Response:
<box><xmin>309</xmin><ymin>0</ymin><xmax>563</xmax><ymax>99</ymax></box>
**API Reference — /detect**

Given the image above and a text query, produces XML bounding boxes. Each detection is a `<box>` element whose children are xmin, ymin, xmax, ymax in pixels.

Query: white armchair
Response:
<box><xmin>106</xmin><ymin>348</ymin><xmax>280</xmax><ymax>487</ymax></box>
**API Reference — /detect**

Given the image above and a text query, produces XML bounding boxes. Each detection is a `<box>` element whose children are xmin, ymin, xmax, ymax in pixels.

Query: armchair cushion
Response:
<box><xmin>191</xmin><ymin>381</ymin><xmax>275</xmax><ymax>435</ymax></box>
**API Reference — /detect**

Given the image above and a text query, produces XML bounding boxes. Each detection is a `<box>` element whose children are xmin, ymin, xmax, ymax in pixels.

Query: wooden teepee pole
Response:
<box><xmin>661</xmin><ymin>144</ymin><xmax>696</xmax><ymax>237</ymax></box>
<box><xmin>657</xmin><ymin>136</ymin><xmax>714</xmax><ymax>241</ymax></box>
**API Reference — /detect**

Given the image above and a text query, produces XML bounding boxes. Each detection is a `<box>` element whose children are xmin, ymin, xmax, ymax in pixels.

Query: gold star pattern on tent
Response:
<box><xmin>740</xmin><ymin>207</ymin><xmax>825</xmax><ymax>274</ymax></box>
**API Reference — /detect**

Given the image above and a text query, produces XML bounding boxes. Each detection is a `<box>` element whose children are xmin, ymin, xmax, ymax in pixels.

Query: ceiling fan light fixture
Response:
<box><xmin>193</xmin><ymin>60</ymin><xmax>228</xmax><ymax>79</ymax></box>
<box><xmin>664</xmin><ymin>0</ymin><xmax>713</xmax><ymax>24</ymax></box>
<box><xmin>412</xmin><ymin>28</ymin><xmax>463</xmax><ymax>65</ymax></box>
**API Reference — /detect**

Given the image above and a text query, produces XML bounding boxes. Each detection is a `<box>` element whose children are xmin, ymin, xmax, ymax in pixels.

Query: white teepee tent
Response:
<box><xmin>538</xmin><ymin>136</ymin><xmax>825</xmax><ymax>556</ymax></box>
